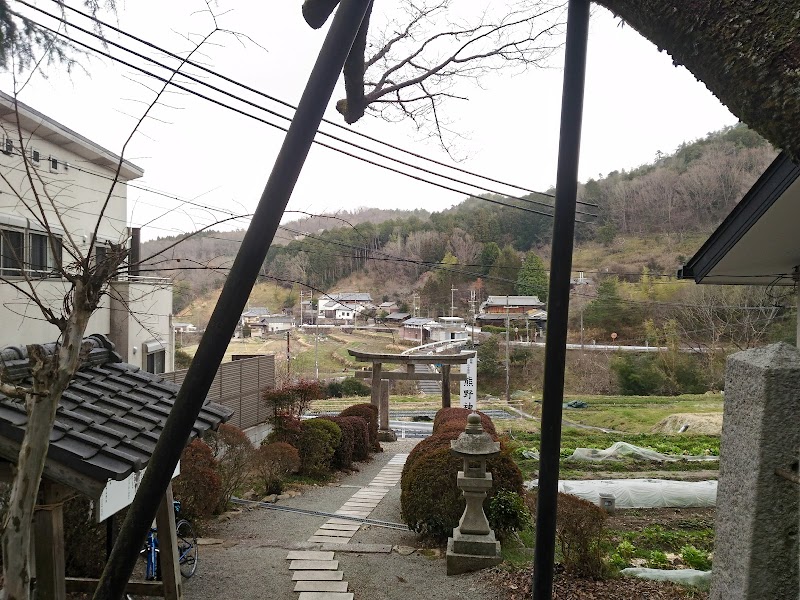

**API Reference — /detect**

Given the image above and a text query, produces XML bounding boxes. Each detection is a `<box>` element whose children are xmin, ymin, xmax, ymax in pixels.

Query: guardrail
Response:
<box><xmin>400</xmin><ymin>338</ymin><xmax>470</xmax><ymax>356</ymax></box>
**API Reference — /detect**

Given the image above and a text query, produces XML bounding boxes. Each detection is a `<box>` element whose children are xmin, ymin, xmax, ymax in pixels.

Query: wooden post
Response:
<box><xmin>155</xmin><ymin>483</ymin><xmax>182</xmax><ymax>600</ymax></box>
<box><xmin>370</xmin><ymin>362</ymin><xmax>382</xmax><ymax>407</ymax></box>
<box><xmin>33</xmin><ymin>481</ymin><xmax>69</xmax><ymax>600</ymax></box>
<box><xmin>442</xmin><ymin>364</ymin><xmax>452</xmax><ymax>408</ymax></box>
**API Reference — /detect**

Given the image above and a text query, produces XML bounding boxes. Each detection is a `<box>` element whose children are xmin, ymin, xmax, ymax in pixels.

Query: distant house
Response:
<box><xmin>241</xmin><ymin>307</ymin><xmax>270</xmax><ymax>326</ymax></box>
<box><xmin>480</xmin><ymin>295</ymin><xmax>545</xmax><ymax>314</ymax></box>
<box><xmin>251</xmin><ymin>314</ymin><xmax>295</xmax><ymax>335</ymax></box>
<box><xmin>401</xmin><ymin>317</ymin><xmax>435</xmax><ymax>342</ymax></box>
<box><xmin>328</xmin><ymin>292</ymin><xmax>373</xmax><ymax>308</ymax></box>
<box><xmin>378</xmin><ymin>301</ymin><xmax>399</xmax><ymax>314</ymax></box>
<box><xmin>318</xmin><ymin>300</ymin><xmax>356</xmax><ymax>323</ymax></box>
<box><xmin>427</xmin><ymin>316</ymin><xmax>469</xmax><ymax>342</ymax></box>
<box><xmin>173</xmin><ymin>322</ymin><xmax>196</xmax><ymax>333</ymax></box>
<box><xmin>384</xmin><ymin>312</ymin><xmax>411</xmax><ymax>325</ymax></box>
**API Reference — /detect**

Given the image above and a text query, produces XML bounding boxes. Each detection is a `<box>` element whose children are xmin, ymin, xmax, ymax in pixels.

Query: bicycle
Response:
<box><xmin>126</xmin><ymin>501</ymin><xmax>198</xmax><ymax>599</ymax></box>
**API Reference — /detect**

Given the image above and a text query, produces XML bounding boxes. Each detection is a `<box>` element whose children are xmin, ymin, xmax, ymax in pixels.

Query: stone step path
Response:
<box><xmin>287</xmin><ymin>453</ymin><xmax>408</xmax><ymax>599</ymax></box>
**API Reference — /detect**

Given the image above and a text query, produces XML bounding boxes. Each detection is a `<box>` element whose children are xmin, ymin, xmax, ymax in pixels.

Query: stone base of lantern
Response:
<box><xmin>377</xmin><ymin>428</ymin><xmax>397</xmax><ymax>442</ymax></box>
<box><xmin>446</xmin><ymin>529</ymin><xmax>502</xmax><ymax>575</ymax></box>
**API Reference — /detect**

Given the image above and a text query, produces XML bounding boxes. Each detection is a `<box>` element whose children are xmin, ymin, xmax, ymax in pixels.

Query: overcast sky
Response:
<box><xmin>3</xmin><ymin>1</ymin><xmax>737</xmax><ymax>241</ymax></box>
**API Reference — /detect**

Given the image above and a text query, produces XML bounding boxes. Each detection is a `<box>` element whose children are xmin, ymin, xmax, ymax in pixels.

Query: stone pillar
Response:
<box><xmin>711</xmin><ymin>342</ymin><xmax>800</xmax><ymax>600</ymax></box>
<box><xmin>370</xmin><ymin>362</ymin><xmax>382</xmax><ymax>407</ymax></box>
<box><xmin>377</xmin><ymin>380</ymin><xmax>396</xmax><ymax>442</ymax></box>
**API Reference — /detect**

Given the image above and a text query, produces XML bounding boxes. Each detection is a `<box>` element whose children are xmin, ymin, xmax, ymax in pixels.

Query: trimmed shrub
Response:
<box><xmin>263</xmin><ymin>380</ymin><xmax>324</xmax><ymax>422</ymax></box>
<box><xmin>319</xmin><ymin>415</ymin><xmax>355</xmax><ymax>470</ymax></box>
<box><xmin>253</xmin><ymin>442</ymin><xmax>300</xmax><ymax>494</ymax></box>
<box><xmin>173</xmin><ymin>439</ymin><xmax>222</xmax><ymax>519</ymax></box>
<box><xmin>340</xmin><ymin>377</ymin><xmax>371</xmax><ymax>397</ymax></box>
<box><xmin>298</xmin><ymin>418</ymin><xmax>342</xmax><ymax>477</ymax></box>
<box><xmin>400</xmin><ymin>443</ymin><xmax>523</xmax><ymax>541</ymax></box>
<box><xmin>347</xmin><ymin>416</ymin><xmax>370</xmax><ymax>461</ymax></box>
<box><xmin>266</xmin><ymin>414</ymin><xmax>303</xmax><ymax>447</ymax></box>
<box><xmin>326</xmin><ymin>380</ymin><xmax>344</xmax><ymax>398</ymax></box>
<box><xmin>339</xmin><ymin>403</ymin><xmax>381</xmax><ymax>452</ymax></box>
<box><xmin>204</xmin><ymin>423</ymin><xmax>254</xmax><ymax>512</ymax></box>
<box><xmin>526</xmin><ymin>491</ymin><xmax>608</xmax><ymax>578</ymax></box>
<box><xmin>432</xmin><ymin>407</ymin><xmax>496</xmax><ymax>436</ymax></box>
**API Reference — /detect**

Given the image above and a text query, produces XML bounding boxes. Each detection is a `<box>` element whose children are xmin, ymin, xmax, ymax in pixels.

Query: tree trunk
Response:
<box><xmin>1</xmin><ymin>283</ymin><xmax>91</xmax><ymax>600</ymax></box>
<box><xmin>595</xmin><ymin>0</ymin><xmax>800</xmax><ymax>161</ymax></box>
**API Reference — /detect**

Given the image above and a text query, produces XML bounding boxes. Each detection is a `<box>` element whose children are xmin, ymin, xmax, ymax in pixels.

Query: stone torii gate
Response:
<box><xmin>348</xmin><ymin>349</ymin><xmax>475</xmax><ymax>440</ymax></box>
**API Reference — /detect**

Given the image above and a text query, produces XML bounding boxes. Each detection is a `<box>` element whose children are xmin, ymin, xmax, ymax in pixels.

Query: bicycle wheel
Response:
<box><xmin>176</xmin><ymin>518</ymin><xmax>198</xmax><ymax>578</ymax></box>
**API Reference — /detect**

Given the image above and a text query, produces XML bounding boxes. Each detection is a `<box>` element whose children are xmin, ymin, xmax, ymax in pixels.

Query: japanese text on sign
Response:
<box><xmin>459</xmin><ymin>353</ymin><xmax>477</xmax><ymax>410</ymax></box>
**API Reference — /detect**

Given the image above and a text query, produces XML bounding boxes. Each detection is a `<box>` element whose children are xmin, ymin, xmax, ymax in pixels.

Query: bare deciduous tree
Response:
<box><xmin>303</xmin><ymin>0</ymin><xmax>566</xmax><ymax>147</ymax></box>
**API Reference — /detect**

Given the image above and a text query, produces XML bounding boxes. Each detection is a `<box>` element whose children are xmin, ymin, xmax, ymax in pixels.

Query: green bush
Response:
<box><xmin>339</xmin><ymin>403</ymin><xmax>381</xmax><ymax>452</ymax></box>
<box><xmin>174</xmin><ymin>348</ymin><xmax>192</xmax><ymax>369</ymax></box>
<box><xmin>647</xmin><ymin>550</ymin><xmax>671</xmax><ymax>569</ymax></box>
<box><xmin>611</xmin><ymin>354</ymin><xmax>667</xmax><ymax>396</ymax></box>
<box><xmin>172</xmin><ymin>439</ymin><xmax>222</xmax><ymax>519</ymax></box>
<box><xmin>204</xmin><ymin>423</ymin><xmax>254</xmax><ymax>512</ymax></box>
<box><xmin>400</xmin><ymin>443</ymin><xmax>523</xmax><ymax>541</ymax></box>
<box><xmin>266</xmin><ymin>414</ymin><xmax>303</xmax><ymax>447</ymax></box>
<box><xmin>527</xmin><ymin>491</ymin><xmax>608</xmax><ymax>578</ymax></box>
<box><xmin>680</xmin><ymin>545</ymin><xmax>712</xmax><ymax>570</ymax></box>
<box><xmin>326</xmin><ymin>380</ymin><xmax>344</xmax><ymax>398</ymax></box>
<box><xmin>253</xmin><ymin>442</ymin><xmax>300</xmax><ymax>494</ymax></box>
<box><xmin>488</xmin><ymin>490</ymin><xmax>531</xmax><ymax>539</ymax></box>
<box><xmin>340</xmin><ymin>377</ymin><xmax>371</xmax><ymax>397</ymax></box>
<box><xmin>298</xmin><ymin>418</ymin><xmax>342</xmax><ymax>477</ymax></box>
<box><xmin>319</xmin><ymin>415</ymin><xmax>355</xmax><ymax>470</ymax></box>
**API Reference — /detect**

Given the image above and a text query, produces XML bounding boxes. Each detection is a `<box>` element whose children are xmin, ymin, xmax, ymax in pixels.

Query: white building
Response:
<box><xmin>427</xmin><ymin>316</ymin><xmax>469</xmax><ymax>342</ymax></box>
<box><xmin>0</xmin><ymin>92</ymin><xmax>173</xmax><ymax>373</ymax></box>
<box><xmin>318</xmin><ymin>300</ymin><xmax>356</xmax><ymax>323</ymax></box>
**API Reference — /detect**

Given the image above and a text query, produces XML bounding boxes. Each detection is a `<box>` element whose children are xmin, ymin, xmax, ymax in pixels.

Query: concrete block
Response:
<box><xmin>297</xmin><ymin>593</ymin><xmax>353</xmax><ymax>600</ymax></box>
<box><xmin>446</xmin><ymin>537</ymin><xmax>502</xmax><ymax>576</ymax></box>
<box><xmin>290</xmin><ymin>560</ymin><xmax>339</xmax><ymax>570</ymax></box>
<box><xmin>292</xmin><ymin>571</ymin><xmax>344</xmax><ymax>581</ymax></box>
<box><xmin>294</xmin><ymin>581</ymin><xmax>349</xmax><ymax>592</ymax></box>
<box><xmin>286</xmin><ymin>551</ymin><xmax>335</xmax><ymax>561</ymax></box>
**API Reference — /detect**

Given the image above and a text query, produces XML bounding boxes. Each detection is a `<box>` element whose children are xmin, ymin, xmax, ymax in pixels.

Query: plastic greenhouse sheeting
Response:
<box><xmin>525</xmin><ymin>478</ymin><xmax>717</xmax><ymax>508</ymax></box>
<box><xmin>621</xmin><ymin>567</ymin><xmax>712</xmax><ymax>589</ymax></box>
<box><xmin>569</xmin><ymin>441</ymin><xmax>718</xmax><ymax>462</ymax></box>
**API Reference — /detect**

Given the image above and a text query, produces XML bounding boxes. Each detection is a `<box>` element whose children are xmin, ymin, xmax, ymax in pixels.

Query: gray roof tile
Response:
<box><xmin>0</xmin><ymin>334</ymin><xmax>233</xmax><ymax>484</ymax></box>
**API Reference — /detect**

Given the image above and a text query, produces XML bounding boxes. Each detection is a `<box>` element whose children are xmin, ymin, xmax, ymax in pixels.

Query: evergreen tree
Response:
<box><xmin>516</xmin><ymin>252</ymin><xmax>549</xmax><ymax>301</ymax></box>
<box><xmin>487</xmin><ymin>245</ymin><xmax>522</xmax><ymax>296</ymax></box>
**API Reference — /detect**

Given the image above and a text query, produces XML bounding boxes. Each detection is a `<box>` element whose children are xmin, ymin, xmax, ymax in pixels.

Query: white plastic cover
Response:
<box><xmin>525</xmin><ymin>478</ymin><xmax>718</xmax><ymax>508</ymax></box>
<box><xmin>569</xmin><ymin>441</ymin><xmax>717</xmax><ymax>462</ymax></box>
<box><xmin>621</xmin><ymin>567</ymin><xmax>712</xmax><ymax>589</ymax></box>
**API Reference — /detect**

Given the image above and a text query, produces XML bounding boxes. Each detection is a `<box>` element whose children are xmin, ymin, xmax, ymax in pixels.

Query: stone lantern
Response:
<box><xmin>446</xmin><ymin>413</ymin><xmax>503</xmax><ymax>575</ymax></box>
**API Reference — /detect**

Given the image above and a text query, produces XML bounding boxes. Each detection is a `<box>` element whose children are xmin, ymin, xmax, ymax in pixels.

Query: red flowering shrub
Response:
<box><xmin>173</xmin><ymin>439</ymin><xmax>222</xmax><ymax>518</ymax></box>
<box><xmin>203</xmin><ymin>423</ymin><xmax>254</xmax><ymax>512</ymax></box>
<box><xmin>253</xmin><ymin>442</ymin><xmax>301</xmax><ymax>494</ymax></box>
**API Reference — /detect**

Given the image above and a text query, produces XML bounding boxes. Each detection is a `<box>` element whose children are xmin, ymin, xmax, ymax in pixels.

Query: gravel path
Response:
<box><xmin>183</xmin><ymin>439</ymin><xmax>502</xmax><ymax>600</ymax></box>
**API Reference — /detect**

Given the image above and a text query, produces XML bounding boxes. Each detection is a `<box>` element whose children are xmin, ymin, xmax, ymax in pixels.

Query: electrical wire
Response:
<box><xmin>19</xmin><ymin>12</ymin><xmax>594</xmax><ymax>221</ymax></box>
<box><xmin>48</xmin><ymin>0</ymin><xmax>601</xmax><ymax>207</ymax></box>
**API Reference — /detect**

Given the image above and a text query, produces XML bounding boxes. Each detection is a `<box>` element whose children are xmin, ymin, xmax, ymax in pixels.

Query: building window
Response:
<box><xmin>30</xmin><ymin>148</ymin><xmax>41</xmax><ymax>166</ymax></box>
<box><xmin>143</xmin><ymin>340</ymin><xmax>166</xmax><ymax>374</ymax></box>
<box><xmin>49</xmin><ymin>156</ymin><xmax>58</xmax><ymax>173</ymax></box>
<box><xmin>28</xmin><ymin>232</ymin><xmax>61</xmax><ymax>277</ymax></box>
<box><xmin>0</xmin><ymin>229</ymin><xmax>24</xmax><ymax>276</ymax></box>
<box><xmin>3</xmin><ymin>137</ymin><xmax>12</xmax><ymax>155</ymax></box>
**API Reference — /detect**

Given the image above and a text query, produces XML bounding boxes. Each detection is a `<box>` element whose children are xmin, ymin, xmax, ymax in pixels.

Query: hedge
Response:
<box><xmin>432</xmin><ymin>407</ymin><xmax>496</xmax><ymax>436</ymax></box>
<box><xmin>400</xmin><ymin>443</ymin><xmax>523</xmax><ymax>541</ymax></box>
<box><xmin>172</xmin><ymin>439</ymin><xmax>222</xmax><ymax>519</ymax></box>
<box><xmin>339</xmin><ymin>403</ymin><xmax>381</xmax><ymax>452</ymax></box>
<box><xmin>346</xmin><ymin>416</ymin><xmax>370</xmax><ymax>461</ymax></box>
<box><xmin>319</xmin><ymin>415</ymin><xmax>356</xmax><ymax>470</ymax></box>
<box><xmin>298</xmin><ymin>418</ymin><xmax>342</xmax><ymax>477</ymax></box>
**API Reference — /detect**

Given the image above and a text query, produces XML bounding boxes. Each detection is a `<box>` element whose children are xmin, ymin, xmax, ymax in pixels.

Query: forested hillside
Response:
<box><xmin>144</xmin><ymin>124</ymin><xmax>776</xmax><ymax>318</ymax></box>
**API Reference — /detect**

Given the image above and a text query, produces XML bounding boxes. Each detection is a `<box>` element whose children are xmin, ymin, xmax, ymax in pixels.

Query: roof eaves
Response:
<box><xmin>678</xmin><ymin>152</ymin><xmax>800</xmax><ymax>283</ymax></box>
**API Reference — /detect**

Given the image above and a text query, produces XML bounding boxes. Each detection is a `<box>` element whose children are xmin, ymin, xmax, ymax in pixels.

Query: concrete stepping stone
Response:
<box><xmin>297</xmin><ymin>593</ymin><xmax>354</xmax><ymax>600</ymax></box>
<box><xmin>336</xmin><ymin>509</ymin><xmax>371</xmax><ymax>516</ymax></box>
<box><xmin>286</xmin><ymin>551</ymin><xmax>335</xmax><ymax>561</ymax></box>
<box><xmin>320</xmin><ymin>523</ymin><xmax>360</xmax><ymax>531</ymax></box>
<box><xmin>290</xmin><ymin>560</ymin><xmax>339</xmax><ymax>570</ymax></box>
<box><xmin>294</xmin><ymin>581</ymin><xmax>349</xmax><ymax>593</ymax></box>
<box><xmin>292</xmin><ymin>571</ymin><xmax>344</xmax><ymax>581</ymax></box>
<box><xmin>343</xmin><ymin>501</ymin><xmax>377</xmax><ymax>508</ymax></box>
<box><xmin>314</xmin><ymin>528</ymin><xmax>355</xmax><ymax>538</ymax></box>
<box><xmin>326</xmin><ymin>518</ymin><xmax>363</xmax><ymax>525</ymax></box>
<box><xmin>308</xmin><ymin>535</ymin><xmax>349</xmax><ymax>544</ymax></box>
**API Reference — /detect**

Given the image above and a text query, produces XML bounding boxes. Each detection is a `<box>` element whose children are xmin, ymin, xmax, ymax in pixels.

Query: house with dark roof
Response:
<box><xmin>0</xmin><ymin>92</ymin><xmax>174</xmax><ymax>375</ymax></box>
<box><xmin>401</xmin><ymin>317</ymin><xmax>435</xmax><ymax>342</ymax></box>
<box><xmin>0</xmin><ymin>334</ymin><xmax>231</xmax><ymax>597</ymax></box>
<box><xmin>251</xmin><ymin>314</ymin><xmax>295</xmax><ymax>335</ymax></box>
<box><xmin>240</xmin><ymin>307</ymin><xmax>271</xmax><ymax>325</ymax></box>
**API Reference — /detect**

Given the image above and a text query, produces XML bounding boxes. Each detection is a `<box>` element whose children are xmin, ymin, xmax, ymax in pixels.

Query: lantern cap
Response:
<box><xmin>450</xmin><ymin>413</ymin><xmax>501</xmax><ymax>457</ymax></box>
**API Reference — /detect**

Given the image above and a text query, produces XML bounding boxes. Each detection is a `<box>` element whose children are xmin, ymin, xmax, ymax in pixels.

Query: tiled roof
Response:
<box><xmin>329</xmin><ymin>292</ymin><xmax>372</xmax><ymax>302</ymax></box>
<box><xmin>482</xmin><ymin>295</ymin><xmax>544</xmax><ymax>307</ymax></box>
<box><xmin>241</xmin><ymin>307</ymin><xmax>270</xmax><ymax>318</ymax></box>
<box><xmin>0</xmin><ymin>334</ymin><xmax>232</xmax><ymax>485</ymax></box>
<box><xmin>403</xmin><ymin>317</ymin><xmax>435</xmax><ymax>326</ymax></box>
<box><xmin>384</xmin><ymin>312</ymin><xmax>411</xmax><ymax>321</ymax></box>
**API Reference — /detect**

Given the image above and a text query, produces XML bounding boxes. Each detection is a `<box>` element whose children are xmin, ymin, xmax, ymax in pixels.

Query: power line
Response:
<box><xmin>49</xmin><ymin>0</ymin><xmax>600</xmax><ymax>208</ymax></box>
<box><xmin>21</xmin><ymin>11</ymin><xmax>594</xmax><ymax>221</ymax></box>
